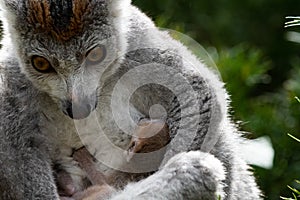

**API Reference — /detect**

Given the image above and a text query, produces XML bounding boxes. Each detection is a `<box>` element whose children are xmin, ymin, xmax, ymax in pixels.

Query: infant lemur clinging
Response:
<box><xmin>0</xmin><ymin>0</ymin><xmax>261</xmax><ymax>199</ymax></box>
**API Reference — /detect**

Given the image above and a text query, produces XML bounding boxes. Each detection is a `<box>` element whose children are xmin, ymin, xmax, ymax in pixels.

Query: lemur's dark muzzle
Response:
<box><xmin>62</xmin><ymin>96</ymin><xmax>97</xmax><ymax>120</ymax></box>
<box><xmin>65</xmin><ymin>101</ymin><xmax>91</xmax><ymax>119</ymax></box>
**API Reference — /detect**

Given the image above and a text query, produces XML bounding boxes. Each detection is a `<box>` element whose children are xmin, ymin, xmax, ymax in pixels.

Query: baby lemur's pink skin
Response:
<box><xmin>126</xmin><ymin>119</ymin><xmax>170</xmax><ymax>161</ymax></box>
<box><xmin>129</xmin><ymin>119</ymin><xmax>169</xmax><ymax>152</ymax></box>
<box><xmin>58</xmin><ymin>119</ymin><xmax>170</xmax><ymax>200</ymax></box>
<box><xmin>73</xmin><ymin>148</ymin><xmax>108</xmax><ymax>186</ymax></box>
<box><xmin>72</xmin><ymin>148</ymin><xmax>115</xmax><ymax>200</ymax></box>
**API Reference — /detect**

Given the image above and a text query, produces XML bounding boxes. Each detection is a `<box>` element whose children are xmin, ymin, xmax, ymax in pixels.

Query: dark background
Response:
<box><xmin>132</xmin><ymin>0</ymin><xmax>300</xmax><ymax>199</ymax></box>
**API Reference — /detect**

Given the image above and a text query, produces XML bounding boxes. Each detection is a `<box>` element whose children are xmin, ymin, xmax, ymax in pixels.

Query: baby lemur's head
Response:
<box><xmin>1</xmin><ymin>0</ymin><xmax>130</xmax><ymax>119</ymax></box>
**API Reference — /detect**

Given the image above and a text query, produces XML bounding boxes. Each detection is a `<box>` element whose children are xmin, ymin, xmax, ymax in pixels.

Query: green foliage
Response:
<box><xmin>133</xmin><ymin>0</ymin><xmax>300</xmax><ymax>89</ymax></box>
<box><xmin>285</xmin><ymin>180</ymin><xmax>300</xmax><ymax>200</ymax></box>
<box><xmin>215</xmin><ymin>44</ymin><xmax>271</xmax><ymax>111</ymax></box>
<box><xmin>280</xmin><ymin>135</ymin><xmax>300</xmax><ymax>199</ymax></box>
<box><xmin>132</xmin><ymin>1</ymin><xmax>300</xmax><ymax>199</ymax></box>
<box><xmin>215</xmin><ymin>45</ymin><xmax>300</xmax><ymax>199</ymax></box>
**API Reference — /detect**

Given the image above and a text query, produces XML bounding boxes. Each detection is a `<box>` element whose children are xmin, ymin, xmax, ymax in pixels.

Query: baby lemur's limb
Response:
<box><xmin>73</xmin><ymin>148</ymin><xmax>109</xmax><ymax>186</ymax></box>
<box><xmin>56</xmin><ymin>147</ymin><xmax>115</xmax><ymax>199</ymax></box>
<box><xmin>72</xmin><ymin>148</ymin><xmax>116</xmax><ymax>200</ymax></box>
<box><xmin>126</xmin><ymin>119</ymin><xmax>170</xmax><ymax>160</ymax></box>
<box><xmin>55</xmin><ymin>168</ymin><xmax>76</xmax><ymax>197</ymax></box>
<box><xmin>106</xmin><ymin>118</ymin><xmax>170</xmax><ymax>188</ymax></box>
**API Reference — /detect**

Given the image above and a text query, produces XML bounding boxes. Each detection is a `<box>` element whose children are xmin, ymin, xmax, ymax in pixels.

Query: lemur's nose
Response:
<box><xmin>64</xmin><ymin>100</ymin><xmax>92</xmax><ymax>120</ymax></box>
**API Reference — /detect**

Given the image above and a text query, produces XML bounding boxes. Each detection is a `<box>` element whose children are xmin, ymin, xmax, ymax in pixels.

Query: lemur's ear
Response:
<box><xmin>107</xmin><ymin>0</ymin><xmax>131</xmax><ymax>14</ymax></box>
<box><xmin>0</xmin><ymin>0</ymin><xmax>19</xmax><ymax>12</ymax></box>
<box><xmin>0</xmin><ymin>0</ymin><xmax>22</xmax><ymax>27</ymax></box>
<box><xmin>108</xmin><ymin>0</ymin><xmax>132</xmax><ymax>4</ymax></box>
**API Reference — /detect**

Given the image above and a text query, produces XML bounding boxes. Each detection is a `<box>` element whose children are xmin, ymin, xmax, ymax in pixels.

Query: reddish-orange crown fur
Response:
<box><xmin>26</xmin><ymin>0</ymin><xmax>92</xmax><ymax>41</ymax></box>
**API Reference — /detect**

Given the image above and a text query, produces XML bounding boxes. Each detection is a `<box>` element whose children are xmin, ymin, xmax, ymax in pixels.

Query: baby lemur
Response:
<box><xmin>0</xmin><ymin>0</ymin><xmax>261</xmax><ymax>199</ymax></box>
<box><xmin>58</xmin><ymin>119</ymin><xmax>170</xmax><ymax>199</ymax></box>
<box><xmin>58</xmin><ymin>119</ymin><xmax>170</xmax><ymax>200</ymax></box>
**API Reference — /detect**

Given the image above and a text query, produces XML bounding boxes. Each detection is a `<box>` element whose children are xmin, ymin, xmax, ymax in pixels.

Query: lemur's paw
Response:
<box><xmin>164</xmin><ymin>151</ymin><xmax>226</xmax><ymax>197</ymax></box>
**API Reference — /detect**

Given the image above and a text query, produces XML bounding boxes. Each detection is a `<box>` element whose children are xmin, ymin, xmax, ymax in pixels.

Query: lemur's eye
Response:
<box><xmin>31</xmin><ymin>56</ymin><xmax>53</xmax><ymax>73</ymax></box>
<box><xmin>86</xmin><ymin>45</ymin><xmax>106</xmax><ymax>65</ymax></box>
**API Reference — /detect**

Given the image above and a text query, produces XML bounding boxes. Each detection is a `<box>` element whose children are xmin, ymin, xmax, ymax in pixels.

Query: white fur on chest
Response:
<box><xmin>41</xmin><ymin>97</ymin><xmax>138</xmax><ymax>190</ymax></box>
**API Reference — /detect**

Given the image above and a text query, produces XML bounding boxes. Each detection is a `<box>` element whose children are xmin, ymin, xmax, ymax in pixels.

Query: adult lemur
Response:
<box><xmin>0</xmin><ymin>0</ymin><xmax>261</xmax><ymax>199</ymax></box>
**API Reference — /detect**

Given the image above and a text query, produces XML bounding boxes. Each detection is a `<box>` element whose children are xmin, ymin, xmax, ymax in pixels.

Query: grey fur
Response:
<box><xmin>0</xmin><ymin>0</ymin><xmax>261</xmax><ymax>199</ymax></box>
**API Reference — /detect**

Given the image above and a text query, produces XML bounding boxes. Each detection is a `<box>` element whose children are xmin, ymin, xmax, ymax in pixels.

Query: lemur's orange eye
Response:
<box><xmin>31</xmin><ymin>56</ymin><xmax>53</xmax><ymax>73</ymax></box>
<box><xmin>86</xmin><ymin>45</ymin><xmax>106</xmax><ymax>65</ymax></box>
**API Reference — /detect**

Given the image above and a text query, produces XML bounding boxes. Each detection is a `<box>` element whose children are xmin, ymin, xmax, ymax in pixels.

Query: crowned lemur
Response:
<box><xmin>0</xmin><ymin>0</ymin><xmax>261</xmax><ymax>199</ymax></box>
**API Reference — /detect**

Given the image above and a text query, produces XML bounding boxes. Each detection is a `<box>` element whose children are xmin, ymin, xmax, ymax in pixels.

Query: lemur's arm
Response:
<box><xmin>110</xmin><ymin>98</ymin><xmax>226</xmax><ymax>200</ymax></box>
<box><xmin>0</xmin><ymin>67</ymin><xmax>59</xmax><ymax>200</ymax></box>
<box><xmin>108</xmin><ymin>46</ymin><xmax>227</xmax><ymax>199</ymax></box>
<box><xmin>111</xmin><ymin>151</ymin><xmax>225</xmax><ymax>200</ymax></box>
<box><xmin>0</xmin><ymin>120</ymin><xmax>59</xmax><ymax>200</ymax></box>
<box><xmin>0</xmin><ymin>141</ymin><xmax>59</xmax><ymax>200</ymax></box>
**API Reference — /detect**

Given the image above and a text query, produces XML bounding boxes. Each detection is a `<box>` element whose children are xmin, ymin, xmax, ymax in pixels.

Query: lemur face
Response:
<box><xmin>2</xmin><ymin>0</ymin><xmax>128</xmax><ymax>119</ymax></box>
